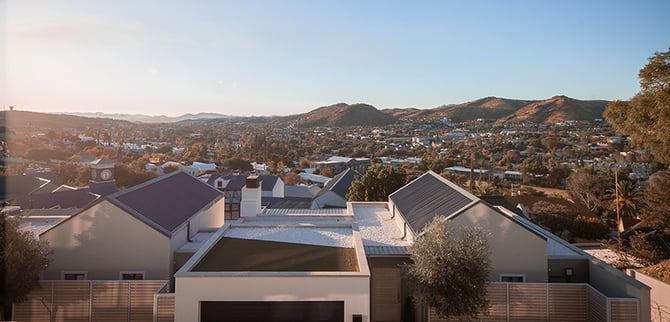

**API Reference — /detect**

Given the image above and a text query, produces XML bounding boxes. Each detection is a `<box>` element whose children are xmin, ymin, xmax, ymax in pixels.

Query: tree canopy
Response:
<box><xmin>347</xmin><ymin>164</ymin><xmax>407</xmax><ymax>201</ymax></box>
<box><xmin>604</xmin><ymin>47</ymin><xmax>670</xmax><ymax>165</ymax></box>
<box><xmin>403</xmin><ymin>216</ymin><xmax>491</xmax><ymax>318</ymax></box>
<box><xmin>641</xmin><ymin>171</ymin><xmax>670</xmax><ymax>232</ymax></box>
<box><xmin>1</xmin><ymin>215</ymin><xmax>51</xmax><ymax>320</ymax></box>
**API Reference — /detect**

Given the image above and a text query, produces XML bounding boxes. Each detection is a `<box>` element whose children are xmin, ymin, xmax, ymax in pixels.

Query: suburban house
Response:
<box><xmin>16</xmin><ymin>171</ymin><xmax>651</xmax><ymax>321</ymax></box>
<box><xmin>312</xmin><ymin>156</ymin><xmax>371</xmax><ymax>175</ymax></box>
<box><xmin>312</xmin><ymin>168</ymin><xmax>360</xmax><ymax>208</ymax></box>
<box><xmin>172</xmin><ymin>171</ymin><xmax>650</xmax><ymax>321</ymax></box>
<box><xmin>39</xmin><ymin>170</ymin><xmax>225</xmax><ymax>281</ymax></box>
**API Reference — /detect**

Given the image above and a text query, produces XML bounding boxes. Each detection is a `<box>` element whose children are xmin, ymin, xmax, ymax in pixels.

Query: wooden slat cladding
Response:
<box><xmin>52</xmin><ymin>282</ymin><xmax>90</xmax><ymax>322</ymax></box>
<box><xmin>12</xmin><ymin>281</ymin><xmax>167</xmax><ymax>322</ymax></box>
<box><xmin>91</xmin><ymin>281</ymin><xmax>130</xmax><ymax>320</ymax></box>
<box><xmin>610</xmin><ymin>299</ymin><xmax>639</xmax><ymax>322</ymax></box>
<box><xmin>548</xmin><ymin>284</ymin><xmax>587</xmax><ymax>321</ymax></box>
<box><xmin>155</xmin><ymin>294</ymin><xmax>175</xmax><ymax>322</ymax></box>
<box><xmin>509</xmin><ymin>284</ymin><xmax>548</xmax><ymax>321</ymax></box>
<box><xmin>371</xmin><ymin>267</ymin><xmax>401</xmax><ymax>322</ymax></box>
<box><xmin>428</xmin><ymin>283</ymin><xmax>639</xmax><ymax>322</ymax></box>
<box><xmin>12</xmin><ymin>283</ymin><xmax>52</xmax><ymax>321</ymax></box>
<box><xmin>588</xmin><ymin>287</ymin><xmax>608</xmax><ymax>322</ymax></box>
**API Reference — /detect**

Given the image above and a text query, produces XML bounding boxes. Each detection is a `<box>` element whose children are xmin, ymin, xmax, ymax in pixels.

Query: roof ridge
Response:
<box><xmin>107</xmin><ymin>169</ymin><xmax>186</xmax><ymax>199</ymax></box>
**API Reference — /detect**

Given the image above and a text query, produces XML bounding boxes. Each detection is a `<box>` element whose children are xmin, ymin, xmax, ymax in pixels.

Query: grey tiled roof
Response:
<box><xmin>389</xmin><ymin>171</ymin><xmax>477</xmax><ymax>234</ymax></box>
<box><xmin>109</xmin><ymin>171</ymin><xmax>223</xmax><ymax>235</ymax></box>
<box><xmin>316</xmin><ymin>168</ymin><xmax>360</xmax><ymax>199</ymax></box>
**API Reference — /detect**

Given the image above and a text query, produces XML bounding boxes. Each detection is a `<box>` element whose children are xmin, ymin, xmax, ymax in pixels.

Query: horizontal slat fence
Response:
<box><xmin>430</xmin><ymin>283</ymin><xmax>638</xmax><ymax>322</ymax></box>
<box><xmin>13</xmin><ymin>281</ymin><xmax>166</xmax><ymax>322</ymax></box>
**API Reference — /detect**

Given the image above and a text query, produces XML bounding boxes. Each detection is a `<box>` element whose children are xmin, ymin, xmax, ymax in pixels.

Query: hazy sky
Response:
<box><xmin>3</xmin><ymin>1</ymin><xmax>670</xmax><ymax>116</ymax></box>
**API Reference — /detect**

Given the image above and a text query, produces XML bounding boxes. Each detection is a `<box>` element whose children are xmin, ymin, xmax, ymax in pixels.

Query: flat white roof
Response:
<box><xmin>224</xmin><ymin>221</ymin><xmax>354</xmax><ymax>248</ymax></box>
<box><xmin>351</xmin><ymin>203</ymin><xmax>410</xmax><ymax>248</ymax></box>
<box><xmin>177</xmin><ymin>231</ymin><xmax>218</xmax><ymax>251</ymax></box>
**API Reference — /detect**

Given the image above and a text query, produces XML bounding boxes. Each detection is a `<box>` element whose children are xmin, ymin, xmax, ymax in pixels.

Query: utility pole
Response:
<box><xmin>615</xmin><ymin>167</ymin><xmax>622</xmax><ymax>252</ymax></box>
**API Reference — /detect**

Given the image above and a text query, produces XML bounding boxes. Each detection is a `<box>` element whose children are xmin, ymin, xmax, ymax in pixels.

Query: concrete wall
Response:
<box><xmin>195</xmin><ymin>197</ymin><xmax>225</xmax><ymax>230</ymax></box>
<box><xmin>548</xmin><ymin>258</ymin><xmax>589</xmax><ymax>283</ymax></box>
<box><xmin>41</xmin><ymin>200</ymin><xmax>170</xmax><ymax>280</ymax></box>
<box><xmin>175</xmin><ymin>275</ymin><xmax>370</xmax><ymax>322</ymax></box>
<box><xmin>589</xmin><ymin>261</ymin><xmax>651</xmax><ymax>322</ymax></box>
<box><xmin>450</xmin><ymin>203</ymin><xmax>548</xmax><ymax>282</ymax></box>
<box><xmin>629</xmin><ymin>270</ymin><xmax>665</xmax><ymax>322</ymax></box>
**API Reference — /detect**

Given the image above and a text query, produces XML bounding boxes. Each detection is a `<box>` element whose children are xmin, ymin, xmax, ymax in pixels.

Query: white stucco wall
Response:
<box><xmin>449</xmin><ymin>202</ymin><xmax>548</xmax><ymax>282</ymax></box>
<box><xmin>175</xmin><ymin>274</ymin><xmax>370</xmax><ymax>322</ymax></box>
<box><xmin>40</xmin><ymin>200</ymin><xmax>170</xmax><ymax>280</ymax></box>
<box><xmin>195</xmin><ymin>197</ymin><xmax>225</xmax><ymax>230</ymax></box>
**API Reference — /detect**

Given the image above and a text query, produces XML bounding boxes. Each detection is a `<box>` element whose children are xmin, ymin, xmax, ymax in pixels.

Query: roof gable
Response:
<box><xmin>316</xmin><ymin>168</ymin><xmax>360</xmax><ymax>199</ymax></box>
<box><xmin>108</xmin><ymin>171</ymin><xmax>223</xmax><ymax>234</ymax></box>
<box><xmin>389</xmin><ymin>171</ymin><xmax>478</xmax><ymax>234</ymax></box>
<box><xmin>260</xmin><ymin>176</ymin><xmax>280</xmax><ymax>191</ymax></box>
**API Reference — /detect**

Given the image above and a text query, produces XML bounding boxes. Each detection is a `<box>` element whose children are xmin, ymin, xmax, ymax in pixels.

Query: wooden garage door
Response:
<box><xmin>371</xmin><ymin>267</ymin><xmax>402</xmax><ymax>322</ymax></box>
<box><xmin>200</xmin><ymin>301</ymin><xmax>344</xmax><ymax>322</ymax></box>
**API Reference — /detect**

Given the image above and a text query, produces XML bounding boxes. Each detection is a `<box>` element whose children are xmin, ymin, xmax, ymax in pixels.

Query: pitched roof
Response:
<box><xmin>14</xmin><ymin>188</ymin><xmax>100</xmax><ymax>209</ymax></box>
<box><xmin>389</xmin><ymin>171</ymin><xmax>478</xmax><ymax>234</ymax></box>
<box><xmin>284</xmin><ymin>185</ymin><xmax>319</xmax><ymax>199</ymax></box>
<box><xmin>205</xmin><ymin>174</ymin><xmax>247</xmax><ymax>190</ymax></box>
<box><xmin>316</xmin><ymin>168</ymin><xmax>360</xmax><ymax>199</ymax></box>
<box><xmin>260</xmin><ymin>176</ymin><xmax>280</xmax><ymax>191</ymax></box>
<box><xmin>108</xmin><ymin>171</ymin><xmax>223</xmax><ymax>235</ymax></box>
<box><xmin>90</xmin><ymin>158</ymin><xmax>115</xmax><ymax>165</ymax></box>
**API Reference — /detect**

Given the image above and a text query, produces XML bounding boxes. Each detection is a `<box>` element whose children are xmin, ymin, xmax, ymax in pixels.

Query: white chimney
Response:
<box><xmin>241</xmin><ymin>176</ymin><xmax>261</xmax><ymax>217</ymax></box>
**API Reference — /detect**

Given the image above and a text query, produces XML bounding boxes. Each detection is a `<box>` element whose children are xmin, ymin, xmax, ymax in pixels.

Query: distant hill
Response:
<box><xmin>283</xmin><ymin>103</ymin><xmax>398</xmax><ymax>128</ymax></box>
<box><xmin>425</xmin><ymin>97</ymin><xmax>536</xmax><ymax>122</ymax></box>
<box><xmin>0</xmin><ymin>110</ymin><xmax>132</xmax><ymax>133</ymax></box>
<box><xmin>384</xmin><ymin>96</ymin><xmax>608</xmax><ymax>124</ymax></box>
<box><xmin>495</xmin><ymin>96</ymin><xmax>608</xmax><ymax>124</ymax></box>
<box><xmin>62</xmin><ymin>112</ymin><xmax>235</xmax><ymax>123</ymax></box>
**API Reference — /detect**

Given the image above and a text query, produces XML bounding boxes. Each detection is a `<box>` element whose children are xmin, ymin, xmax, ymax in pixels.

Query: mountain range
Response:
<box><xmin>4</xmin><ymin>96</ymin><xmax>610</xmax><ymax>129</ymax></box>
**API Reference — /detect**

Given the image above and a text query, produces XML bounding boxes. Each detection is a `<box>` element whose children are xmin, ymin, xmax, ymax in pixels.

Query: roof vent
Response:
<box><xmin>246</xmin><ymin>176</ymin><xmax>259</xmax><ymax>188</ymax></box>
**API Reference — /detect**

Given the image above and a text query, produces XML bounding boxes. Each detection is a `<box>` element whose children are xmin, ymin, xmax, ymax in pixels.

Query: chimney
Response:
<box><xmin>240</xmin><ymin>176</ymin><xmax>261</xmax><ymax>217</ymax></box>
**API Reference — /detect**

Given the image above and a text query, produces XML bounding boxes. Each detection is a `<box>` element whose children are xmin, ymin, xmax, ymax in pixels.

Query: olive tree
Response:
<box><xmin>1</xmin><ymin>215</ymin><xmax>51</xmax><ymax>320</ymax></box>
<box><xmin>403</xmin><ymin>216</ymin><xmax>491</xmax><ymax>319</ymax></box>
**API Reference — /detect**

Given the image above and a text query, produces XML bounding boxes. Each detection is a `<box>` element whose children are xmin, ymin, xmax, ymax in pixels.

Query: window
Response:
<box><xmin>216</xmin><ymin>180</ymin><xmax>223</xmax><ymax>188</ymax></box>
<box><xmin>62</xmin><ymin>271</ymin><xmax>87</xmax><ymax>280</ymax></box>
<box><xmin>500</xmin><ymin>274</ymin><xmax>525</xmax><ymax>283</ymax></box>
<box><xmin>225</xmin><ymin>203</ymin><xmax>240</xmax><ymax>220</ymax></box>
<box><xmin>120</xmin><ymin>271</ymin><xmax>145</xmax><ymax>280</ymax></box>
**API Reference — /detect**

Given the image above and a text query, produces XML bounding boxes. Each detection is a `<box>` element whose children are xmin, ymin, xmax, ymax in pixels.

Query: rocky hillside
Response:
<box><xmin>286</xmin><ymin>103</ymin><xmax>398</xmax><ymax>128</ymax></box>
<box><xmin>495</xmin><ymin>96</ymin><xmax>608</xmax><ymax>124</ymax></box>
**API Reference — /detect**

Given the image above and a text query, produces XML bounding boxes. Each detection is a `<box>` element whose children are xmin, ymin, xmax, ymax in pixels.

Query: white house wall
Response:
<box><xmin>449</xmin><ymin>203</ymin><xmax>548</xmax><ymax>282</ymax></box>
<box><xmin>40</xmin><ymin>200</ymin><xmax>171</xmax><ymax>280</ymax></box>
<box><xmin>175</xmin><ymin>275</ymin><xmax>370</xmax><ymax>322</ymax></box>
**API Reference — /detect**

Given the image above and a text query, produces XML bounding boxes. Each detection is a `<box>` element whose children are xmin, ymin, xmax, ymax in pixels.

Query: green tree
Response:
<box><xmin>640</xmin><ymin>171</ymin><xmax>670</xmax><ymax>232</ymax></box>
<box><xmin>567</xmin><ymin>168</ymin><xmax>611</xmax><ymax>214</ymax></box>
<box><xmin>604</xmin><ymin>47</ymin><xmax>670</xmax><ymax>165</ymax></box>
<box><xmin>608</xmin><ymin>180</ymin><xmax>642</xmax><ymax>231</ymax></box>
<box><xmin>347</xmin><ymin>164</ymin><xmax>407</xmax><ymax>201</ymax></box>
<box><xmin>0</xmin><ymin>215</ymin><xmax>51</xmax><ymax>320</ymax></box>
<box><xmin>530</xmin><ymin>201</ymin><xmax>577</xmax><ymax>238</ymax></box>
<box><xmin>403</xmin><ymin>216</ymin><xmax>491</xmax><ymax>319</ymax></box>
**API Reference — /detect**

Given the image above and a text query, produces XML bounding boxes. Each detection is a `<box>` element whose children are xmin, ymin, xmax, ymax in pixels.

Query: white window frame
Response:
<box><xmin>119</xmin><ymin>271</ymin><xmax>146</xmax><ymax>280</ymax></box>
<box><xmin>499</xmin><ymin>273</ymin><xmax>525</xmax><ymax>283</ymax></box>
<box><xmin>61</xmin><ymin>271</ymin><xmax>87</xmax><ymax>280</ymax></box>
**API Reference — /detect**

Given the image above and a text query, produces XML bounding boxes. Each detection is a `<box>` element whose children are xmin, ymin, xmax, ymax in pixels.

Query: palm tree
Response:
<box><xmin>608</xmin><ymin>179</ymin><xmax>642</xmax><ymax>232</ymax></box>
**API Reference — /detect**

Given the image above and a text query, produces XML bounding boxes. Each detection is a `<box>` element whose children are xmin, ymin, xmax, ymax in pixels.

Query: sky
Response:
<box><xmin>3</xmin><ymin>0</ymin><xmax>670</xmax><ymax>117</ymax></box>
